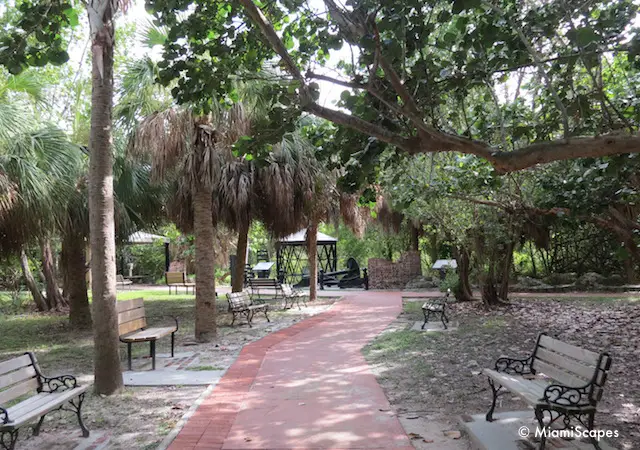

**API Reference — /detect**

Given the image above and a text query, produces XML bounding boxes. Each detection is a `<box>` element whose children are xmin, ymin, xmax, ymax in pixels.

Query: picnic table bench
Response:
<box><xmin>116</xmin><ymin>274</ymin><xmax>133</xmax><ymax>290</ymax></box>
<box><xmin>165</xmin><ymin>271</ymin><xmax>195</xmax><ymax>294</ymax></box>
<box><xmin>0</xmin><ymin>353</ymin><xmax>89</xmax><ymax>450</ymax></box>
<box><xmin>281</xmin><ymin>284</ymin><xmax>307</xmax><ymax>310</ymax></box>
<box><xmin>226</xmin><ymin>291</ymin><xmax>269</xmax><ymax>327</ymax></box>
<box><xmin>117</xmin><ymin>298</ymin><xmax>178</xmax><ymax>370</ymax></box>
<box><xmin>247</xmin><ymin>278</ymin><xmax>283</xmax><ymax>301</ymax></box>
<box><xmin>421</xmin><ymin>289</ymin><xmax>451</xmax><ymax>329</ymax></box>
<box><xmin>485</xmin><ymin>332</ymin><xmax>612</xmax><ymax>449</ymax></box>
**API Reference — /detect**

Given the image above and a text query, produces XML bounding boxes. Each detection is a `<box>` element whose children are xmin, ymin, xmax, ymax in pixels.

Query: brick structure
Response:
<box><xmin>368</xmin><ymin>251</ymin><xmax>422</xmax><ymax>289</ymax></box>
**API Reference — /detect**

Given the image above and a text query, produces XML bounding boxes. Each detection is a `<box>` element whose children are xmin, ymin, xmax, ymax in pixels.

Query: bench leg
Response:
<box><xmin>485</xmin><ymin>377</ymin><xmax>503</xmax><ymax>422</ymax></box>
<box><xmin>127</xmin><ymin>342</ymin><xmax>132</xmax><ymax>371</ymax></box>
<box><xmin>421</xmin><ymin>309</ymin><xmax>429</xmax><ymax>330</ymax></box>
<box><xmin>0</xmin><ymin>430</ymin><xmax>18</xmax><ymax>450</ymax></box>
<box><xmin>171</xmin><ymin>332</ymin><xmax>175</xmax><ymax>358</ymax></box>
<box><xmin>247</xmin><ymin>309</ymin><xmax>254</xmax><ymax>328</ymax></box>
<box><xmin>231</xmin><ymin>311</ymin><xmax>237</xmax><ymax>326</ymax></box>
<box><xmin>150</xmin><ymin>340</ymin><xmax>157</xmax><ymax>370</ymax></box>
<box><xmin>264</xmin><ymin>306</ymin><xmax>270</xmax><ymax>322</ymax></box>
<box><xmin>33</xmin><ymin>414</ymin><xmax>46</xmax><ymax>435</ymax></box>
<box><xmin>534</xmin><ymin>406</ymin><xmax>546</xmax><ymax>450</ymax></box>
<box><xmin>67</xmin><ymin>393</ymin><xmax>90</xmax><ymax>438</ymax></box>
<box><xmin>586</xmin><ymin>411</ymin><xmax>602</xmax><ymax>450</ymax></box>
<box><xmin>441</xmin><ymin>312</ymin><xmax>448</xmax><ymax>330</ymax></box>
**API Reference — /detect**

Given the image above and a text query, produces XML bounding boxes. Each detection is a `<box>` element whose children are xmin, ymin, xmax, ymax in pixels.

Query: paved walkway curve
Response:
<box><xmin>168</xmin><ymin>292</ymin><xmax>413</xmax><ymax>450</ymax></box>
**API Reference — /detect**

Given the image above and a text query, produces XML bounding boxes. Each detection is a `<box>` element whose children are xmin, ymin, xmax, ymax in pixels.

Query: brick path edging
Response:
<box><xmin>166</xmin><ymin>311</ymin><xmax>336</xmax><ymax>450</ymax></box>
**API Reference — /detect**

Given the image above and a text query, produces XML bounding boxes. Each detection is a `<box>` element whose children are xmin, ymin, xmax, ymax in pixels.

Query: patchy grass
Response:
<box><xmin>0</xmin><ymin>290</ymin><xmax>212</xmax><ymax>375</ymax></box>
<box><xmin>185</xmin><ymin>365</ymin><xmax>225</xmax><ymax>371</ymax></box>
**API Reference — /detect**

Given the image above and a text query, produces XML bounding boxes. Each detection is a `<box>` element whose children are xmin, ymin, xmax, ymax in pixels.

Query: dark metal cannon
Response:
<box><xmin>319</xmin><ymin>257</ymin><xmax>369</xmax><ymax>290</ymax></box>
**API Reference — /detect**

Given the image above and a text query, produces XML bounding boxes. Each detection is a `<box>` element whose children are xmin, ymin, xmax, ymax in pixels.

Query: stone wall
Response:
<box><xmin>368</xmin><ymin>251</ymin><xmax>422</xmax><ymax>289</ymax></box>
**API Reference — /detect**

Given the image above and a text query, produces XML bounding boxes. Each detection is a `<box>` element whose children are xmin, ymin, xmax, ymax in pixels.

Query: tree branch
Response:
<box><xmin>236</xmin><ymin>0</ymin><xmax>640</xmax><ymax>174</ymax></box>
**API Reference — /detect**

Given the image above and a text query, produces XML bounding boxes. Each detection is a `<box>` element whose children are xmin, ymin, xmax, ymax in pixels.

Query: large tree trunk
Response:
<box><xmin>20</xmin><ymin>249</ymin><xmax>48</xmax><ymax>311</ymax></box>
<box><xmin>194</xmin><ymin>185</ymin><xmax>217</xmax><ymax>342</ymax></box>
<box><xmin>453</xmin><ymin>247</ymin><xmax>473</xmax><ymax>302</ymax></box>
<box><xmin>481</xmin><ymin>267</ymin><xmax>499</xmax><ymax>308</ymax></box>
<box><xmin>498</xmin><ymin>242</ymin><xmax>514</xmax><ymax>301</ymax></box>
<box><xmin>409</xmin><ymin>224</ymin><xmax>420</xmax><ymax>252</ymax></box>
<box><xmin>63</xmin><ymin>232</ymin><xmax>92</xmax><ymax>329</ymax></box>
<box><xmin>232</xmin><ymin>221</ymin><xmax>249</xmax><ymax>293</ymax></box>
<box><xmin>40</xmin><ymin>239</ymin><xmax>67</xmax><ymax>310</ymax></box>
<box><xmin>307</xmin><ymin>223</ymin><xmax>318</xmax><ymax>302</ymax></box>
<box><xmin>87</xmin><ymin>0</ymin><xmax>123</xmax><ymax>396</ymax></box>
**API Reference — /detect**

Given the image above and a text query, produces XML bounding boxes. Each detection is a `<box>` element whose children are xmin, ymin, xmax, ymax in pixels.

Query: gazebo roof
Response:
<box><xmin>279</xmin><ymin>229</ymin><xmax>337</xmax><ymax>245</ymax></box>
<box><xmin>127</xmin><ymin>231</ymin><xmax>170</xmax><ymax>244</ymax></box>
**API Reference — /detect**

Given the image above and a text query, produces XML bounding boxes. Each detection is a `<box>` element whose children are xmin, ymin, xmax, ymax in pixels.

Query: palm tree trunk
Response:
<box><xmin>232</xmin><ymin>221</ymin><xmax>249</xmax><ymax>293</ymax></box>
<box><xmin>63</xmin><ymin>232</ymin><xmax>92</xmax><ymax>329</ymax></box>
<box><xmin>20</xmin><ymin>249</ymin><xmax>48</xmax><ymax>311</ymax></box>
<box><xmin>307</xmin><ymin>223</ymin><xmax>318</xmax><ymax>302</ymax></box>
<box><xmin>194</xmin><ymin>184</ymin><xmax>217</xmax><ymax>342</ymax></box>
<box><xmin>40</xmin><ymin>239</ymin><xmax>67</xmax><ymax>310</ymax></box>
<box><xmin>87</xmin><ymin>0</ymin><xmax>123</xmax><ymax>395</ymax></box>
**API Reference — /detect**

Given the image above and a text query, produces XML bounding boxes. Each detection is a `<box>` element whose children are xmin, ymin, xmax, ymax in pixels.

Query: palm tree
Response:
<box><xmin>0</xmin><ymin>124</ymin><xmax>83</xmax><ymax>311</ymax></box>
<box><xmin>132</xmin><ymin>108</ymin><xmax>232</xmax><ymax>341</ymax></box>
<box><xmin>258</xmin><ymin>134</ymin><xmax>338</xmax><ymax>301</ymax></box>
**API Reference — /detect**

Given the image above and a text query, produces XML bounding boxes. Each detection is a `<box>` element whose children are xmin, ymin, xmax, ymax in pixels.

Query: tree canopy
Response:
<box><xmin>146</xmin><ymin>0</ymin><xmax>640</xmax><ymax>177</ymax></box>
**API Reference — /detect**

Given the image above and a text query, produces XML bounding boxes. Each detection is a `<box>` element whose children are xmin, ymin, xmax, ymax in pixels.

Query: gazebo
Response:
<box><xmin>276</xmin><ymin>229</ymin><xmax>338</xmax><ymax>285</ymax></box>
<box><xmin>123</xmin><ymin>231</ymin><xmax>171</xmax><ymax>274</ymax></box>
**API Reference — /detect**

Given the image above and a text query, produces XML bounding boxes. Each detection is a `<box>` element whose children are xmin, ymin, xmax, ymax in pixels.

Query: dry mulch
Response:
<box><xmin>364</xmin><ymin>296</ymin><xmax>640</xmax><ymax>450</ymax></box>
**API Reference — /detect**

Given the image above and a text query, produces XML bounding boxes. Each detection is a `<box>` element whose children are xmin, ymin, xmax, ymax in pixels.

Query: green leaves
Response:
<box><xmin>0</xmin><ymin>1</ymin><xmax>78</xmax><ymax>74</ymax></box>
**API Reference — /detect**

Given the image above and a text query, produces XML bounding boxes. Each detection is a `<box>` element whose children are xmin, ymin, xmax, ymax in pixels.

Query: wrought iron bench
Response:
<box><xmin>485</xmin><ymin>333</ymin><xmax>612</xmax><ymax>449</ymax></box>
<box><xmin>421</xmin><ymin>290</ymin><xmax>450</xmax><ymax>329</ymax></box>
<box><xmin>226</xmin><ymin>291</ymin><xmax>270</xmax><ymax>327</ymax></box>
<box><xmin>117</xmin><ymin>298</ymin><xmax>179</xmax><ymax>371</ymax></box>
<box><xmin>165</xmin><ymin>271</ymin><xmax>195</xmax><ymax>294</ymax></box>
<box><xmin>0</xmin><ymin>353</ymin><xmax>89</xmax><ymax>450</ymax></box>
<box><xmin>281</xmin><ymin>284</ymin><xmax>307</xmax><ymax>310</ymax></box>
<box><xmin>246</xmin><ymin>278</ymin><xmax>283</xmax><ymax>301</ymax></box>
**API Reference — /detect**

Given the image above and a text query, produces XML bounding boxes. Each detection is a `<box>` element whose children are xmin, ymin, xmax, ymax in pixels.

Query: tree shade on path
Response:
<box><xmin>167</xmin><ymin>292</ymin><xmax>412</xmax><ymax>450</ymax></box>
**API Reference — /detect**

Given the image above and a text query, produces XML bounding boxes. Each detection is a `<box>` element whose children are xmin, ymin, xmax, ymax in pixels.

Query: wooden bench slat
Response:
<box><xmin>119</xmin><ymin>318</ymin><xmax>147</xmax><ymax>336</ymax></box>
<box><xmin>535</xmin><ymin>347</ymin><xmax>595</xmax><ymax>381</ymax></box>
<box><xmin>120</xmin><ymin>326</ymin><xmax>177</xmax><ymax>342</ymax></box>
<box><xmin>116</xmin><ymin>298</ymin><xmax>144</xmax><ymax>313</ymax></box>
<box><xmin>118</xmin><ymin>307</ymin><xmax>147</xmax><ymax>324</ymax></box>
<box><xmin>0</xmin><ymin>366</ymin><xmax>37</xmax><ymax>391</ymax></box>
<box><xmin>0</xmin><ymin>378</ymin><xmax>38</xmax><ymax>405</ymax></box>
<box><xmin>3</xmin><ymin>393</ymin><xmax>49</xmax><ymax>420</ymax></box>
<box><xmin>3</xmin><ymin>386</ymin><xmax>88</xmax><ymax>427</ymax></box>
<box><xmin>485</xmin><ymin>369</ymin><xmax>549</xmax><ymax>405</ymax></box>
<box><xmin>0</xmin><ymin>355</ymin><xmax>32</xmax><ymax>377</ymax></box>
<box><xmin>532</xmin><ymin>360</ymin><xmax>587</xmax><ymax>387</ymax></box>
<box><xmin>538</xmin><ymin>335</ymin><xmax>599</xmax><ymax>365</ymax></box>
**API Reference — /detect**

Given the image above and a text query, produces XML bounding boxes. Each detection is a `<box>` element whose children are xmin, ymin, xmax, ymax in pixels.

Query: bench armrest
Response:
<box><xmin>38</xmin><ymin>374</ymin><xmax>79</xmax><ymax>393</ymax></box>
<box><xmin>147</xmin><ymin>315</ymin><xmax>179</xmax><ymax>331</ymax></box>
<box><xmin>1</xmin><ymin>406</ymin><xmax>9</xmax><ymax>424</ymax></box>
<box><xmin>494</xmin><ymin>355</ymin><xmax>534</xmax><ymax>375</ymax></box>
<box><xmin>540</xmin><ymin>383</ymin><xmax>592</xmax><ymax>408</ymax></box>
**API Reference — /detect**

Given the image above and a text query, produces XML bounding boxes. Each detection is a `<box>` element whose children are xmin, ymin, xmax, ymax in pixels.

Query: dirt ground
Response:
<box><xmin>12</xmin><ymin>296</ymin><xmax>339</xmax><ymax>450</ymax></box>
<box><xmin>363</xmin><ymin>295</ymin><xmax>640</xmax><ymax>450</ymax></box>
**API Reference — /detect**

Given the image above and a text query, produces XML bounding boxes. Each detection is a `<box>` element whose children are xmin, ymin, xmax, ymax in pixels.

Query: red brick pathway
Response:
<box><xmin>168</xmin><ymin>292</ymin><xmax>412</xmax><ymax>450</ymax></box>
